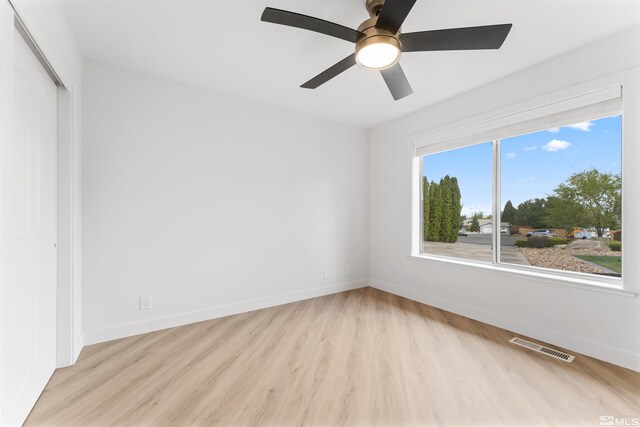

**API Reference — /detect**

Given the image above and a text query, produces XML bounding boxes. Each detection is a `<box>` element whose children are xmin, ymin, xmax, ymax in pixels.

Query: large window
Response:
<box><xmin>416</xmin><ymin>91</ymin><xmax>623</xmax><ymax>283</ymax></box>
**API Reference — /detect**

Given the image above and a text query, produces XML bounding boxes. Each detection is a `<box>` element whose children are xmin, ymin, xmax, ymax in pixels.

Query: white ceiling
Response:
<box><xmin>60</xmin><ymin>0</ymin><xmax>640</xmax><ymax>129</ymax></box>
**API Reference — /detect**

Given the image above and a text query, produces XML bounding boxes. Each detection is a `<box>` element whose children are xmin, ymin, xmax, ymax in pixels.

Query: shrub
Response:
<box><xmin>545</xmin><ymin>237</ymin><xmax>571</xmax><ymax>247</ymax></box>
<box><xmin>516</xmin><ymin>237</ymin><xmax>569</xmax><ymax>249</ymax></box>
<box><xmin>528</xmin><ymin>236</ymin><xmax>548</xmax><ymax>248</ymax></box>
<box><xmin>608</xmin><ymin>241</ymin><xmax>622</xmax><ymax>251</ymax></box>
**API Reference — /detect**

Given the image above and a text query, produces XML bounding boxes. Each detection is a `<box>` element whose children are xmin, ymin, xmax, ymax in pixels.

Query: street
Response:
<box><xmin>457</xmin><ymin>234</ymin><xmax>521</xmax><ymax>247</ymax></box>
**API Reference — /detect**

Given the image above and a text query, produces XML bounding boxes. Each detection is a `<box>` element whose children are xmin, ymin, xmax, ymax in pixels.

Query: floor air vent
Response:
<box><xmin>509</xmin><ymin>337</ymin><xmax>575</xmax><ymax>363</ymax></box>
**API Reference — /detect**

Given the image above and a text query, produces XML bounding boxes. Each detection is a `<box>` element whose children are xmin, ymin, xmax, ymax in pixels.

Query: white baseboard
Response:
<box><xmin>84</xmin><ymin>279</ymin><xmax>368</xmax><ymax>346</ymax></box>
<box><xmin>73</xmin><ymin>333</ymin><xmax>83</xmax><ymax>363</ymax></box>
<box><xmin>370</xmin><ymin>278</ymin><xmax>640</xmax><ymax>372</ymax></box>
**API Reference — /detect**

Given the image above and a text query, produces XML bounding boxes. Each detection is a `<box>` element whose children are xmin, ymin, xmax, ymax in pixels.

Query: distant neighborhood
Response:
<box><xmin>424</xmin><ymin>168</ymin><xmax>622</xmax><ymax>276</ymax></box>
<box><xmin>459</xmin><ymin>216</ymin><xmax>614</xmax><ymax>239</ymax></box>
<box><xmin>426</xmin><ymin>167</ymin><xmax>622</xmax><ymax>242</ymax></box>
<box><xmin>460</xmin><ymin>218</ymin><xmax>510</xmax><ymax>235</ymax></box>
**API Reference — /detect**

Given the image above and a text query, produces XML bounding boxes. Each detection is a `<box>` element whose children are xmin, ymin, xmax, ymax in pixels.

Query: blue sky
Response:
<box><xmin>423</xmin><ymin>115</ymin><xmax>622</xmax><ymax>217</ymax></box>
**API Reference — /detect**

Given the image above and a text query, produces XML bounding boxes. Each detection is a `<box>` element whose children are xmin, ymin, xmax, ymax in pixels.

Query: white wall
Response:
<box><xmin>82</xmin><ymin>60</ymin><xmax>368</xmax><ymax>344</ymax></box>
<box><xmin>369</xmin><ymin>26</ymin><xmax>640</xmax><ymax>371</ymax></box>
<box><xmin>1</xmin><ymin>0</ymin><xmax>83</xmax><ymax>366</ymax></box>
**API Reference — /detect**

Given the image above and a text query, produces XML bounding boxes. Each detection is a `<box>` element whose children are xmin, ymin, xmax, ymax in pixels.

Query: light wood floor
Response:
<box><xmin>26</xmin><ymin>287</ymin><xmax>640</xmax><ymax>426</ymax></box>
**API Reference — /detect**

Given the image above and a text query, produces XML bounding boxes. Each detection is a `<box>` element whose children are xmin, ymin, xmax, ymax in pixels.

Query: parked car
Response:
<box><xmin>526</xmin><ymin>229</ymin><xmax>557</xmax><ymax>237</ymax></box>
<box><xmin>458</xmin><ymin>229</ymin><xmax>467</xmax><ymax>236</ymax></box>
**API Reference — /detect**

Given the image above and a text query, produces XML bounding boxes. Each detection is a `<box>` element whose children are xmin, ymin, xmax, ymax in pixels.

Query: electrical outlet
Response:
<box><xmin>345</xmin><ymin>265</ymin><xmax>352</xmax><ymax>276</ymax></box>
<box><xmin>323</xmin><ymin>269</ymin><xmax>329</xmax><ymax>280</ymax></box>
<box><xmin>140</xmin><ymin>295</ymin><xmax>153</xmax><ymax>310</ymax></box>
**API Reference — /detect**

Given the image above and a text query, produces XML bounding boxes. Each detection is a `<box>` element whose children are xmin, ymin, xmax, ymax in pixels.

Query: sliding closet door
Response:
<box><xmin>1</xmin><ymin>26</ymin><xmax>57</xmax><ymax>426</ymax></box>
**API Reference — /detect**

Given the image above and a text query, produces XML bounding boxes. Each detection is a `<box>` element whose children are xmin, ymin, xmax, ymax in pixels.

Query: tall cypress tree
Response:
<box><xmin>440</xmin><ymin>176</ymin><xmax>453</xmax><ymax>243</ymax></box>
<box><xmin>427</xmin><ymin>182</ymin><xmax>435</xmax><ymax>241</ymax></box>
<box><xmin>428</xmin><ymin>181</ymin><xmax>442</xmax><ymax>241</ymax></box>
<box><xmin>502</xmin><ymin>200</ymin><xmax>516</xmax><ymax>226</ymax></box>
<box><xmin>422</xmin><ymin>176</ymin><xmax>430</xmax><ymax>241</ymax></box>
<box><xmin>450</xmin><ymin>177</ymin><xmax>462</xmax><ymax>242</ymax></box>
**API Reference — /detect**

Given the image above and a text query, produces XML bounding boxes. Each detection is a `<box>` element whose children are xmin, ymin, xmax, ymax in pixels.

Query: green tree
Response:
<box><xmin>422</xmin><ymin>177</ymin><xmax>430</xmax><ymax>241</ymax></box>
<box><xmin>502</xmin><ymin>200</ymin><xmax>516</xmax><ymax>225</ymax></box>
<box><xmin>459</xmin><ymin>215</ymin><xmax>467</xmax><ymax>231</ymax></box>
<box><xmin>513</xmin><ymin>198</ymin><xmax>548</xmax><ymax>228</ymax></box>
<box><xmin>546</xmin><ymin>168</ymin><xmax>621</xmax><ymax>237</ymax></box>
<box><xmin>423</xmin><ymin>176</ymin><xmax>463</xmax><ymax>243</ymax></box>
<box><xmin>450</xmin><ymin>177</ymin><xmax>462</xmax><ymax>242</ymax></box>
<box><xmin>427</xmin><ymin>181</ymin><xmax>442</xmax><ymax>241</ymax></box>
<box><xmin>469</xmin><ymin>216</ymin><xmax>480</xmax><ymax>232</ymax></box>
<box><xmin>439</xmin><ymin>176</ymin><xmax>453</xmax><ymax>243</ymax></box>
<box><xmin>544</xmin><ymin>195</ymin><xmax>585</xmax><ymax>233</ymax></box>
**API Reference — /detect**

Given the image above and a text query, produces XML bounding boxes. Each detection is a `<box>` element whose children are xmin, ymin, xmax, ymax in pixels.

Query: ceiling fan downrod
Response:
<box><xmin>365</xmin><ymin>0</ymin><xmax>386</xmax><ymax>17</ymax></box>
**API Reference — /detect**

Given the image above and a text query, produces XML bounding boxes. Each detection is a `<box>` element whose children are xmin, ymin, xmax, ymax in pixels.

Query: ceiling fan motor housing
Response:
<box><xmin>355</xmin><ymin>16</ymin><xmax>402</xmax><ymax>70</ymax></box>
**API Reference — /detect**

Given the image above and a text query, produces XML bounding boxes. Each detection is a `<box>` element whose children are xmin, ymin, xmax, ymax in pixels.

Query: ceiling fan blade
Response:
<box><xmin>301</xmin><ymin>54</ymin><xmax>357</xmax><ymax>89</ymax></box>
<box><xmin>375</xmin><ymin>0</ymin><xmax>417</xmax><ymax>34</ymax></box>
<box><xmin>380</xmin><ymin>63</ymin><xmax>413</xmax><ymax>101</ymax></box>
<box><xmin>261</xmin><ymin>7</ymin><xmax>363</xmax><ymax>43</ymax></box>
<box><xmin>401</xmin><ymin>24</ymin><xmax>513</xmax><ymax>52</ymax></box>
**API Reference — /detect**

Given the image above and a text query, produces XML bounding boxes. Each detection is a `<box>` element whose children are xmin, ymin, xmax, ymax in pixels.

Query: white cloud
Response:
<box><xmin>542</xmin><ymin>139</ymin><xmax>571</xmax><ymax>152</ymax></box>
<box><xmin>524</xmin><ymin>146</ymin><xmax>537</xmax><ymax>151</ymax></box>
<box><xmin>505</xmin><ymin>152</ymin><xmax>516</xmax><ymax>158</ymax></box>
<box><xmin>548</xmin><ymin>121</ymin><xmax>593</xmax><ymax>133</ymax></box>
<box><xmin>567</xmin><ymin>121</ymin><xmax>593</xmax><ymax>131</ymax></box>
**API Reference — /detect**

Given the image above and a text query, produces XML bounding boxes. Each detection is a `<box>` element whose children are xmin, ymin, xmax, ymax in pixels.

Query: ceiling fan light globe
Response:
<box><xmin>356</xmin><ymin>43</ymin><xmax>400</xmax><ymax>70</ymax></box>
<box><xmin>355</xmin><ymin>35</ymin><xmax>402</xmax><ymax>70</ymax></box>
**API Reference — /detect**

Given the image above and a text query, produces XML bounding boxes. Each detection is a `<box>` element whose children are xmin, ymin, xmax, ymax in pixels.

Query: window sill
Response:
<box><xmin>408</xmin><ymin>253</ymin><xmax>637</xmax><ymax>298</ymax></box>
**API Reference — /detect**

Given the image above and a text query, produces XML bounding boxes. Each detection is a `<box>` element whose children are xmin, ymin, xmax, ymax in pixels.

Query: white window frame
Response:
<box><xmin>409</xmin><ymin>85</ymin><xmax>634</xmax><ymax>296</ymax></box>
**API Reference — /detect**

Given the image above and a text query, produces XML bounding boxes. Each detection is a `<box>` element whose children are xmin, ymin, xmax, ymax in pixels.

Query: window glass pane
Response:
<box><xmin>421</xmin><ymin>142</ymin><xmax>493</xmax><ymax>262</ymax></box>
<box><xmin>500</xmin><ymin>115</ymin><xmax>622</xmax><ymax>278</ymax></box>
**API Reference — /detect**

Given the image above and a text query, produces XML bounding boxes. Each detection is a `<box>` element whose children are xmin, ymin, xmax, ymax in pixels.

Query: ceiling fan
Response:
<box><xmin>261</xmin><ymin>0</ymin><xmax>512</xmax><ymax>101</ymax></box>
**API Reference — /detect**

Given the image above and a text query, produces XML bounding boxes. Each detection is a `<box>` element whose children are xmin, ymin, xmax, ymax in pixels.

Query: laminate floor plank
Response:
<box><xmin>25</xmin><ymin>287</ymin><xmax>640</xmax><ymax>426</ymax></box>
